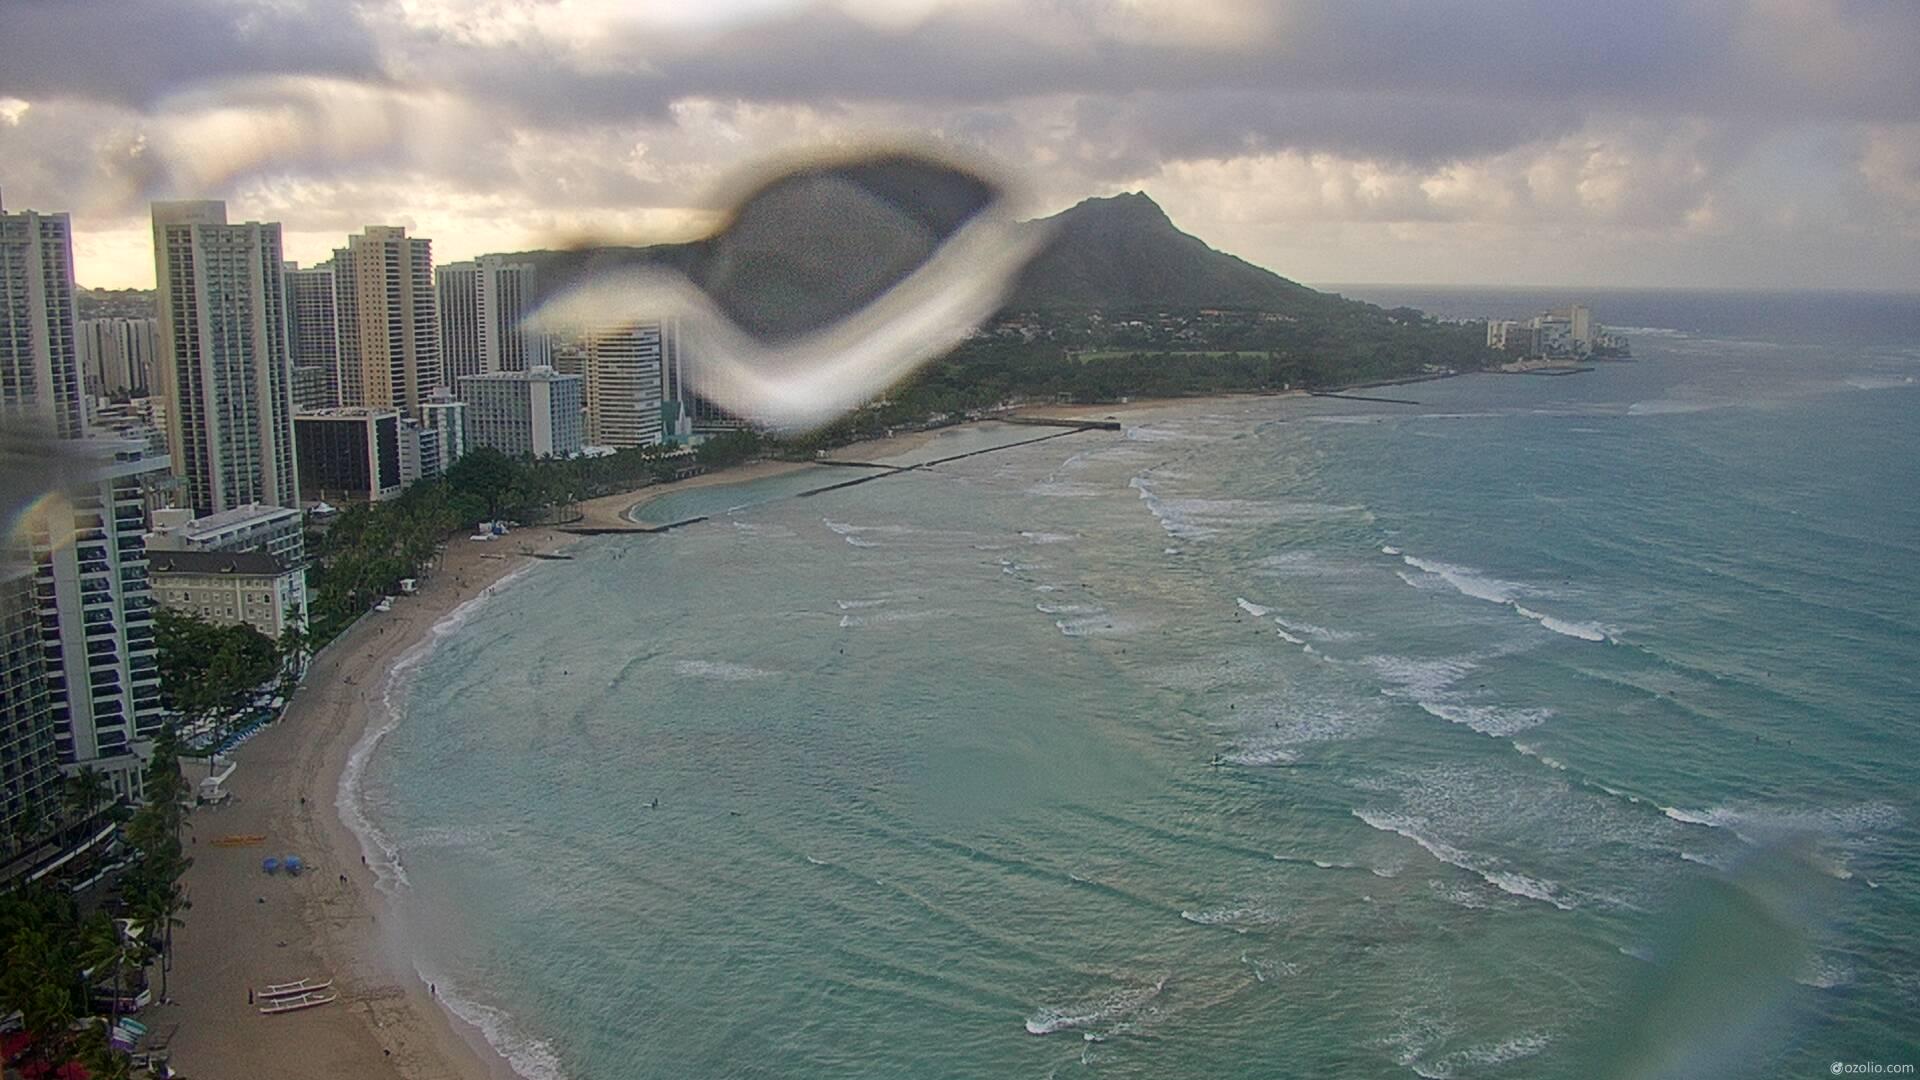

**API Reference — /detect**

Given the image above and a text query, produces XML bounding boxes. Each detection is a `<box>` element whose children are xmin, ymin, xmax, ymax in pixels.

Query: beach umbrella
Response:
<box><xmin>284</xmin><ymin>855</ymin><xmax>303</xmax><ymax>875</ymax></box>
<box><xmin>262</xmin><ymin>857</ymin><xmax>279</xmax><ymax>873</ymax></box>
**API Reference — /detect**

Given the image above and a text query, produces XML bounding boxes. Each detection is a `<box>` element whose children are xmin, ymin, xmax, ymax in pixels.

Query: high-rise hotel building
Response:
<box><xmin>284</xmin><ymin>260</ymin><xmax>339</xmax><ymax>408</ymax></box>
<box><xmin>333</xmin><ymin>226</ymin><xmax>439</xmax><ymax>416</ymax></box>
<box><xmin>0</xmin><ymin>192</ymin><xmax>88</xmax><ymax>439</ymax></box>
<box><xmin>22</xmin><ymin>439</ymin><xmax>170</xmax><ymax>800</ymax></box>
<box><xmin>584</xmin><ymin>321</ymin><xmax>666</xmax><ymax>448</ymax></box>
<box><xmin>437</xmin><ymin>256</ymin><xmax>546</xmax><ymax>382</ymax></box>
<box><xmin>151</xmin><ymin>201</ymin><xmax>299</xmax><ymax>514</ymax></box>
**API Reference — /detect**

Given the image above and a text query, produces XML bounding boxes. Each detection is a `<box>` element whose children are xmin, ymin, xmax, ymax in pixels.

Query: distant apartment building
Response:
<box><xmin>22</xmin><ymin>439</ymin><xmax>169</xmax><ymax>801</ymax></box>
<box><xmin>437</xmin><ymin>256</ymin><xmax>546</xmax><ymax>383</ymax></box>
<box><xmin>87</xmin><ymin>396</ymin><xmax>173</xmax><ymax>466</ymax></box>
<box><xmin>151</xmin><ymin>200</ymin><xmax>299</xmax><ymax>514</ymax></box>
<box><xmin>584</xmin><ymin>322</ymin><xmax>666</xmax><ymax>449</ymax></box>
<box><xmin>0</xmin><ymin>560</ymin><xmax>59</xmax><ymax>857</ymax></box>
<box><xmin>332</xmin><ymin>226</ymin><xmax>439</xmax><ymax>416</ymax></box>
<box><xmin>657</xmin><ymin>319</ymin><xmax>762</xmax><ymax>433</ymax></box>
<box><xmin>0</xmin><ymin>193</ymin><xmax>88</xmax><ymax>438</ymax></box>
<box><xmin>147</xmin><ymin>502</ymin><xmax>304</xmax><ymax>564</ymax></box>
<box><xmin>397</xmin><ymin>418</ymin><xmax>444</xmax><ymax>486</ymax></box>
<box><xmin>285</xmin><ymin>260</ymin><xmax>339</xmax><ymax>408</ymax></box>
<box><xmin>294</xmin><ymin>407</ymin><xmax>403</xmax><ymax>503</ymax></box>
<box><xmin>1485</xmin><ymin>319</ymin><xmax>1530</xmax><ymax>353</ymax></box>
<box><xmin>457</xmin><ymin>367</ymin><xmax>583</xmax><ymax>459</ymax></box>
<box><xmin>149</xmin><ymin>550</ymin><xmax>306</xmax><ymax>640</ymax></box>
<box><xmin>78</xmin><ymin>317</ymin><xmax>158</xmax><ymax>399</ymax></box>
<box><xmin>290</xmin><ymin>363</ymin><xmax>331</xmax><ymax>411</ymax></box>
<box><xmin>419</xmin><ymin>391</ymin><xmax>468</xmax><ymax>465</ymax></box>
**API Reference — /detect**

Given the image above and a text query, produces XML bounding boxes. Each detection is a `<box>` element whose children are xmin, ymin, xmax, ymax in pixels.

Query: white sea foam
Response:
<box><xmin>672</xmin><ymin>659</ymin><xmax>778</xmax><ymax>682</ymax></box>
<box><xmin>1797</xmin><ymin>956</ymin><xmax>1856</xmax><ymax>990</ymax></box>
<box><xmin>339</xmin><ymin>562</ymin><xmax>539</xmax><ymax>894</ymax></box>
<box><xmin>1380</xmin><ymin>545</ymin><xmax>1401</xmax><ymax>556</ymax></box>
<box><xmin>1273</xmin><ymin>627</ymin><xmax>1306</xmax><ymax>645</ymax></box>
<box><xmin>1056</xmin><ymin>615</ymin><xmax>1139</xmax><ymax>638</ymax></box>
<box><xmin>1513</xmin><ymin>604</ymin><xmax>1609</xmax><ymax>642</ymax></box>
<box><xmin>1398</xmin><ymin>552</ymin><xmax>1611</xmax><ymax>642</ymax></box>
<box><xmin>335</xmin><ymin>563</ymin><xmax>563</xmax><ymax>1080</ymax></box>
<box><xmin>1399</xmin><ymin>555</ymin><xmax>1521</xmax><ymax>604</ymax></box>
<box><xmin>1352</xmin><ymin>810</ymin><xmax>1574</xmax><ymax>910</ymax></box>
<box><xmin>1025</xmin><ymin>481</ymin><xmax>1102</xmax><ymax>498</ymax></box>
<box><xmin>839</xmin><ymin>609</ymin><xmax>955</xmax><ymax>629</ymax></box>
<box><xmin>1224</xmin><ymin>746</ymin><xmax>1299</xmax><ymax>766</ymax></box>
<box><xmin>1235</xmin><ymin>597</ymin><xmax>1272</xmax><ymax>617</ymax></box>
<box><xmin>1659</xmin><ymin>802</ymin><xmax>1901</xmax><ymax>847</ymax></box>
<box><xmin>1275</xmin><ymin>617</ymin><xmax>1356</xmax><ymax>643</ymax></box>
<box><xmin>1020</xmin><ymin>530</ymin><xmax>1076</xmax><ymax>544</ymax></box>
<box><xmin>835</xmin><ymin>598</ymin><xmax>889</xmax><ymax>610</ymax></box>
<box><xmin>1037</xmin><ymin>602</ymin><xmax>1103</xmax><ymax>616</ymax></box>
<box><xmin>1512</xmin><ymin>742</ymin><xmax>1567</xmax><ymax>770</ymax></box>
<box><xmin>1413</xmin><ymin>1032</ymin><xmax>1554</xmax><ymax>1078</ymax></box>
<box><xmin>413</xmin><ymin>956</ymin><xmax>567</xmax><ymax>1080</ymax></box>
<box><xmin>1024</xmin><ymin>978</ymin><xmax>1167</xmax><ymax>1035</ymax></box>
<box><xmin>1178</xmin><ymin>905</ymin><xmax>1266</xmax><ymax>929</ymax></box>
<box><xmin>1415</xmin><ymin>700</ymin><xmax>1553</xmax><ymax>737</ymax></box>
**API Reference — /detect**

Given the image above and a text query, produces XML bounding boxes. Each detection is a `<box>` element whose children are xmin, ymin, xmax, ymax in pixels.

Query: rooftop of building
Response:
<box><xmin>156</xmin><ymin>503</ymin><xmax>300</xmax><ymax>537</ymax></box>
<box><xmin>458</xmin><ymin>366</ymin><xmax>580</xmax><ymax>383</ymax></box>
<box><xmin>148</xmin><ymin>550</ymin><xmax>291</xmax><ymax>577</ymax></box>
<box><xmin>295</xmin><ymin>406</ymin><xmax>400</xmax><ymax>420</ymax></box>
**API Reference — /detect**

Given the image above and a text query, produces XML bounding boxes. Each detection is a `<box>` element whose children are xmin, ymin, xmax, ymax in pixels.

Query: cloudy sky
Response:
<box><xmin>4</xmin><ymin>0</ymin><xmax>1918</xmax><ymax>290</ymax></box>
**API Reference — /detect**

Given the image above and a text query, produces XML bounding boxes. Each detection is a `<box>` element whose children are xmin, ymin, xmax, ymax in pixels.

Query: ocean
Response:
<box><xmin>352</xmin><ymin>288</ymin><xmax>1918</xmax><ymax>1078</ymax></box>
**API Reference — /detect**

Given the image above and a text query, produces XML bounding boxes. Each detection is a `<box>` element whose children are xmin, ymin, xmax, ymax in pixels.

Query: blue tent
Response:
<box><xmin>283</xmin><ymin>855</ymin><xmax>303</xmax><ymax>875</ymax></box>
<box><xmin>262</xmin><ymin>857</ymin><xmax>279</xmax><ymax>873</ymax></box>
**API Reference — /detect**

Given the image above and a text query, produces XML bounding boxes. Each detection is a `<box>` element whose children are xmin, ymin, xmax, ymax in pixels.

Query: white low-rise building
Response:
<box><xmin>148</xmin><ymin>502</ymin><xmax>304</xmax><ymax>563</ymax></box>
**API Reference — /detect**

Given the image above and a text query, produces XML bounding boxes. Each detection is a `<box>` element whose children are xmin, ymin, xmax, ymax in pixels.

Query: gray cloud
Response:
<box><xmin>2</xmin><ymin>0</ymin><xmax>1916</xmax><ymax>288</ymax></box>
<box><xmin>4</xmin><ymin>0</ymin><xmax>385</xmax><ymax>106</ymax></box>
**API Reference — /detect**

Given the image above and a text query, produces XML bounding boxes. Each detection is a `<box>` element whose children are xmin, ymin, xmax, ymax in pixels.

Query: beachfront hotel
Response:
<box><xmin>0</xmin><ymin>191</ymin><xmax>88</xmax><ymax>440</ymax></box>
<box><xmin>20</xmin><ymin>438</ymin><xmax>170</xmax><ymax>802</ymax></box>
<box><xmin>332</xmin><ymin>225</ymin><xmax>440</xmax><ymax>417</ymax></box>
<box><xmin>151</xmin><ymin>200</ymin><xmax>301</xmax><ymax>515</ymax></box>
<box><xmin>457</xmin><ymin>366</ymin><xmax>584</xmax><ymax>459</ymax></box>
<box><xmin>0</xmin><ymin>559</ymin><xmax>59</xmax><ymax>867</ymax></box>
<box><xmin>584</xmin><ymin>321</ymin><xmax>668</xmax><ymax>449</ymax></box>
<box><xmin>148</xmin><ymin>549</ymin><xmax>307</xmax><ymax>641</ymax></box>
<box><xmin>147</xmin><ymin>502</ymin><xmax>305</xmax><ymax>564</ymax></box>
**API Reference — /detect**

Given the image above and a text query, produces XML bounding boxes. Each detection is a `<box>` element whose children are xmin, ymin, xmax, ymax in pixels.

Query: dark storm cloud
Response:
<box><xmin>1</xmin><ymin>0</ymin><xmax>384</xmax><ymax>106</ymax></box>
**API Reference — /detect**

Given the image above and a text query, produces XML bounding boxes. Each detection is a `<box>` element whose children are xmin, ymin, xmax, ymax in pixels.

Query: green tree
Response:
<box><xmin>444</xmin><ymin>446</ymin><xmax>519</xmax><ymax>520</ymax></box>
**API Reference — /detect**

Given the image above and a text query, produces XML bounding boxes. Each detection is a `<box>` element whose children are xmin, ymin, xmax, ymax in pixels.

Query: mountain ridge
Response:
<box><xmin>504</xmin><ymin>190</ymin><xmax>1343</xmax><ymax>320</ymax></box>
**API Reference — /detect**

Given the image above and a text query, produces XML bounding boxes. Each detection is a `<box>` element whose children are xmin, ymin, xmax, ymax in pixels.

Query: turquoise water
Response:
<box><xmin>358</xmin><ymin>297</ymin><xmax>1919</xmax><ymax>1078</ymax></box>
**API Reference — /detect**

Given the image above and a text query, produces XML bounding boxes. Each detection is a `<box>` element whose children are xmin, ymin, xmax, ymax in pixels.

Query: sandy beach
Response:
<box><xmin>152</xmin><ymin>516</ymin><xmax>597</xmax><ymax>1080</ymax></box>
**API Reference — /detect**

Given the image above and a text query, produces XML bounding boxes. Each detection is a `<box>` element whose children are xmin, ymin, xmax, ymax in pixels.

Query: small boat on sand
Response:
<box><xmin>260</xmin><ymin>992</ymin><xmax>337</xmax><ymax>1015</ymax></box>
<box><xmin>260</xmin><ymin>977</ymin><xmax>333</xmax><ymax>999</ymax></box>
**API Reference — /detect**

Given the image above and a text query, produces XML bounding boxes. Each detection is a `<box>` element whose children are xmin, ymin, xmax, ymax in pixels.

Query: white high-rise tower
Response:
<box><xmin>151</xmin><ymin>200</ymin><xmax>299</xmax><ymax>514</ymax></box>
<box><xmin>0</xmin><ymin>192</ymin><xmax>88</xmax><ymax>438</ymax></box>
<box><xmin>437</xmin><ymin>255</ymin><xmax>546</xmax><ymax>382</ymax></box>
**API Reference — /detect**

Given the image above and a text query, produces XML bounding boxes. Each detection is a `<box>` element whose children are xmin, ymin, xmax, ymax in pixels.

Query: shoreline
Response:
<box><xmin>155</xmin><ymin>515</ymin><xmax>604</xmax><ymax>1080</ymax></box>
<box><xmin>146</xmin><ymin>381</ymin><xmax>1465</xmax><ymax>1078</ymax></box>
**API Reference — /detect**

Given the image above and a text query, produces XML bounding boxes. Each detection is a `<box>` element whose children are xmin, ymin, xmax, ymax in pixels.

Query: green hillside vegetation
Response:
<box><xmin>508</xmin><ymin>190</ymin><xmax>1494</xmax><ymax>407</ymax></box>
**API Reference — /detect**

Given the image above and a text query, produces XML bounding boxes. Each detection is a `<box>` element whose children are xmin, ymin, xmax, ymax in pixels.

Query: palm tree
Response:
<box><xmin>79</xmin><ymin>914</ymin><xmax>140</xmax><ymax>1028</ymax></box>
<box><xmin>129</xmin><ymin>881</ymin><xmax>189</xmax><ymax>1001</ymax></box>
<box><xmin>62</xmin><ymin>767</ymin><xmax>112</xmax><ymax>832</ymax></box>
